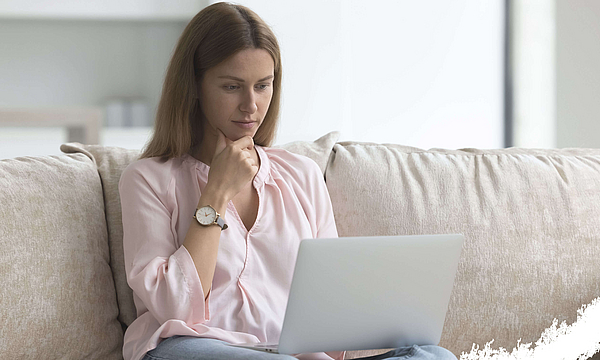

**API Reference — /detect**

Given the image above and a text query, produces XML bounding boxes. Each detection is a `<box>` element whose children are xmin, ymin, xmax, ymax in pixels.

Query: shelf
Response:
<box><xmin>0</xmin><ymin>126</ymin><xmax>153</xmax><ymax>160</ymax></box>
<box><xmin>0</xmin><ymin>0</ymin><xmax>205</xmax><ymax>21</ymax></box>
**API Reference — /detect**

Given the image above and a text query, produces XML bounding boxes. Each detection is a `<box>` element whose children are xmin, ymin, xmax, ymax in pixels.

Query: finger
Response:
<box><xmin>232</xmin><ymin>135</ymin><xmax>255</xmax><ymax>151</ymax></box>
<box><xmin>245</xmin><ymin>157</ymin><xmax>259</xmax><ymax>172</ymax></box>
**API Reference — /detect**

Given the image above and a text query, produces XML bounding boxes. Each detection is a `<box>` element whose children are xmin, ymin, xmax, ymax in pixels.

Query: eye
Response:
<box><xmin>224</xmin><ymin>85</ymin><xmax>239</xmax><ymax>91</ymax></box>
<box><xmin>256</xmin><ymin>84</ymin><xmax>270</xmax><ymax>91</ymax></box>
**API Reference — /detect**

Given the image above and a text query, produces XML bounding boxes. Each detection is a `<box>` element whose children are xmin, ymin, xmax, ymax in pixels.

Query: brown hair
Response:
<box><xmin>140</xmin><ymin>2</ymin><xmax>282</xmax><ymax>160</ymax></box>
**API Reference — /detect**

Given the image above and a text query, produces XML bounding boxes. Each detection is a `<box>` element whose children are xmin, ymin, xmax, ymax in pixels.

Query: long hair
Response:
<box><xmin>140</xmin><ymin>2</ymin><xmax>282</xmax><ymax>160</ymax></box>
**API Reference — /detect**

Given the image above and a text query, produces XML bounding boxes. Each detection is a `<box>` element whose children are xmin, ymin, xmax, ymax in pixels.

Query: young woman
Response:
<box><xmin>118</xmin><ymin>2</ymin><xmax>458</xmax><ymax>360</ymax></box>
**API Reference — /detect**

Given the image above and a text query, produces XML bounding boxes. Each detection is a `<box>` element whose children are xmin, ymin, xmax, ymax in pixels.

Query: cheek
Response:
<box><xmin>259</xmin><ymin>92</ymin><xmax>274</xmax><ymax>112</ymax></box>
<box><xmin>218</xmin><ymin>93</ymin><xmax>240</xmax><ymax>109</ymax></box>
<box><xmin>203</xmin><ymin>93</ymin><xmax>234</xmax><ymax>118</ymax></box>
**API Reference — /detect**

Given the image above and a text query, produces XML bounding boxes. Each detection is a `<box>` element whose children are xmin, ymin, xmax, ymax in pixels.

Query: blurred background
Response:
<box><xmin>0</xmin><ymin>0</ymin><xmax>598</xmax><ymax>159</ymax></box>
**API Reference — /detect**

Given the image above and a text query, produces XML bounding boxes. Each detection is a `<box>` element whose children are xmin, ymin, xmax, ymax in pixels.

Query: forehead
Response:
<box><xmin>208</xmin><ymin>48</ymin><xmax>274</xmax><ymax>80</ymax></box>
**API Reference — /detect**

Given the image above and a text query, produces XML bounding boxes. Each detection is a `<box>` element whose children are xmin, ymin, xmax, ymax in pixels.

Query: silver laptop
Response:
<box><xmin>228</xmin><ymin>234</ymin><xmax>464</xmax><ymax>355</ymax></box>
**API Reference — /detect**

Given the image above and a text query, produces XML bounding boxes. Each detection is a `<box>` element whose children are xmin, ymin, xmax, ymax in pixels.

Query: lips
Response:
<box><xmin>233</xmin><ymin>121</ymin><xmax>256</xmax><ymax>129</ymax></box>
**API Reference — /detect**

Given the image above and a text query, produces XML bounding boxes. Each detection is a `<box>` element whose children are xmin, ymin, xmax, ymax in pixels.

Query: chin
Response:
<box><xmin>227</xmin><ymin>130</ymin><xmax>257</xmax><ymax>142</ymax></box>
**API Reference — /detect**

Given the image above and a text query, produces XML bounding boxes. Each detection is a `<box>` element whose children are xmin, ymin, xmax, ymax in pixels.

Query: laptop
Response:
<box><xmin>227</xmin><ymin>234</ymin><xmax>464</xmax><ymax>355</ymax></box>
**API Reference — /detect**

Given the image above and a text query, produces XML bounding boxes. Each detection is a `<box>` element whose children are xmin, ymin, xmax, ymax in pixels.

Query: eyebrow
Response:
<box><xmin>217</xmin><ymin>75</ymin><xmax>274</xmax><ymax>82</ymax></box>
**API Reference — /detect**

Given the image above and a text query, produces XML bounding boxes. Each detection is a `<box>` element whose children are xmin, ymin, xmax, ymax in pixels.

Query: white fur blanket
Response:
<box><xmin>460</xmin><ymin>297</ymin><xmax>600</xmax><ymax>360</ymax></box>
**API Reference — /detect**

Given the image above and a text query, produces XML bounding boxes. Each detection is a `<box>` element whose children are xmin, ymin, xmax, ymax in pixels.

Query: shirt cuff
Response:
<box><xmin>174</xmin><ymin>245</ymin><xmax>211</xmax><ymax>322</ymax></box>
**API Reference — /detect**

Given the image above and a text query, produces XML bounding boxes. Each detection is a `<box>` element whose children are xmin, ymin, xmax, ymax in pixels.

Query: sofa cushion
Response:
<box><xmin>0</xmin><ymin>154</ymin><xmax>123</xmax><ymax>359</ymax></box>
<box><xmin>60</xmin><ymin>143</ymin><xmax>142</xmax><ymax>330</ymax></box>
<box><xmin>325</xmin><ymin>142</ymin><xmax>600</xmax><ymax>356</ymax></box>
<box><xmin>273</xmin><ymin>131</ymin><xmax>340</xmax><ymax>174</ymax></box>
<box><xmin>59</xmin><ymin>130</ymin><xmax>341</xmax><ymax>333</ymax></box>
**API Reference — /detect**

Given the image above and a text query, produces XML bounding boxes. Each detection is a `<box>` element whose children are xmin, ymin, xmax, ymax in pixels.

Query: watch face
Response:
<box><xmin>196</xmin><ymin>206</ymin><xmax>217</xmax><ymax>225</ymax></box>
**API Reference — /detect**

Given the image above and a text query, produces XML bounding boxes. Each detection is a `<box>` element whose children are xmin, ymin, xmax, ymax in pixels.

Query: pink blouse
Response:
<box><xmin>119</xmin><ymin>145</ymin><xmax>345</xmax><ymax>360</ymax></box>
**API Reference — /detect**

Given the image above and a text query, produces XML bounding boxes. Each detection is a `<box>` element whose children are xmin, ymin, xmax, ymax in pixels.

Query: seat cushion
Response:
<box><xmin>0</xmin><ymin>154</ymin><xmax>123</xmax><ymax>359</ymax></box>
<box><xmin>325</xmin><ymin>142</ymin><xmax>600</xmax><ymax>356</ymax></box>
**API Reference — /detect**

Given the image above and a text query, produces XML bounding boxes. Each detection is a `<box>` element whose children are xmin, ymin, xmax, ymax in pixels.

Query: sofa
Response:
<box><xmin>1</xmin><ymin>131</ymin><xmax>599</xmax><ymax>359</ymax></box>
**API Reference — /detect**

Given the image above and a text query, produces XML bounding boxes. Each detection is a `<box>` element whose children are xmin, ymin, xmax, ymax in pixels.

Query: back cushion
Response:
<box><xmin>61</xmin><ymin>143</ymin><xmax>142</xmax><ymax>331</ymax></box>
<box><xmin>0</xmin><ymin>154</ymin><xmax>123</xmax><ymax>359</ymax></box>
<box><xmin>325</xmin><ymin>143</ymin><xmax>600</xmax><ymax>356</ymax></box>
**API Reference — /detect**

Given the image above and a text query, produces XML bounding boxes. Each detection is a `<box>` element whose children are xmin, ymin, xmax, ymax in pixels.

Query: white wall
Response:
<box><xmin>0</xmin><ymin>0</ymin><xmax>505</xmax><ymax>160</ymax></box>
<box><xmin>0</xmin><ymin>18</ymin><xmax>188</xmax><ymax>158</ymax></box>
<box><xmin>224</xmin><ymin>0</ymin><xmax>505</xmax><ymax>149</ymax></box>
<box><xmin>556</xmin><ymin>0</ymin><xmax>600</xmax><ymax>149</ymax></box>
<box><xmin>511</xmin><ymin>0</ymin><xmax>556</xmax><ymax>148</ymax></box>
<box><xmin>2</xmin><ymin>1</ymin><xmax>597</xmax><ymax>157</ymax></box>
<box><xmin>0</xmin><ymin>19</ymin><xmax>185</xmax><ymax>110</ymax></box>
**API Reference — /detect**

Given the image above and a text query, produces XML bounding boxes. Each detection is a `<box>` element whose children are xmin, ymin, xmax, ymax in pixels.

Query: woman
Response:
<box><xmin>118</xmin><ymin>2</ymin><xmax>458</xmax><ymax>360</ymax></box>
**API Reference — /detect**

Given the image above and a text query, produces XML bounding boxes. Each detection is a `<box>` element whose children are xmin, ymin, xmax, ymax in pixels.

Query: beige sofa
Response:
<box><xmin>1</xmin><ymin>131</ymin><xmax>599</xmax><ymax>359</ymax></box>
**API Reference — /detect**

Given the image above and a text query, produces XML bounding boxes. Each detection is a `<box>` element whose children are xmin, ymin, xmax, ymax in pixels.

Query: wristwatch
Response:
<box><xmin>193</xmin><ymin>205</ymin><xmax>228</xmax><ymax>230</ymax></box>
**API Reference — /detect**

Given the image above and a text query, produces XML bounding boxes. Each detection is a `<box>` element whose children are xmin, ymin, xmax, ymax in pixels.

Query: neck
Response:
<box><xmin>191</xmin><ymin>121</ymin><xmax>218</xmax><ymax>166</ymax></box>
<box><xmin>194</xmin><ymin>137</ymin><xmax>216</xmax><ymax>166</ymax></box>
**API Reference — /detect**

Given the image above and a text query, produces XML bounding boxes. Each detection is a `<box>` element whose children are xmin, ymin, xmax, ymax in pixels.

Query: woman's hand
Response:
<box><xmin>204</xmin><ymin>129</ymin><xmax>259</xmax><ymax>201</ymax></box>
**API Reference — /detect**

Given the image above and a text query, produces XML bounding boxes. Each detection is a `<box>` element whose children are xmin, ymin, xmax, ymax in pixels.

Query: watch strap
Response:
<box><xmin>216</xmin><ymin>216</ymin><xmax>228</xmax><ymax>230</ymax></box>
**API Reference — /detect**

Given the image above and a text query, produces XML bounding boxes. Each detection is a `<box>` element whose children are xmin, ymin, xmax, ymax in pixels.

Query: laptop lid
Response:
<box><xmin>277</xmin><ymin>234</ymin><xmax>464</xmax><ymax>355</ymax></box>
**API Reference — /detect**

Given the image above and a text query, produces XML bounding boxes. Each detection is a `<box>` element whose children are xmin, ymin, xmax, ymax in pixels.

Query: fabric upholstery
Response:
<box><xmin>273</xmin><ymin>131</ymin><xmax>340</xmax><ymax>174</ymax></box>
<box><xmin>325</xmin><ymin>142</ymin><xmax>600</xmax><ymax>357</ymax></box>
<box><xmin>60</xmin><ymin>143</ymin><xmax>142</xmax><ymax>330</ymax></box>
<box><xmin>0</xmin><ymin>154</ymin><xmax>123</xmax><ymax>359</ymax></box>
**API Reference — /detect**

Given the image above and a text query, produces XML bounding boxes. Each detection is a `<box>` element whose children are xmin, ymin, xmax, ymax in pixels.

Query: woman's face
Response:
<box><xmin>198</xmin><ymin>48</ymin><xmax>275</xmax><ymax>142</ymax></box>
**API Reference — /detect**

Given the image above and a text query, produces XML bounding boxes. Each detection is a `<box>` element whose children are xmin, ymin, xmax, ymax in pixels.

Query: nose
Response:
<box><xmin>239</xmin><ymin>88</ymin><xmax>258</xmax><ymax>114</ymax></box>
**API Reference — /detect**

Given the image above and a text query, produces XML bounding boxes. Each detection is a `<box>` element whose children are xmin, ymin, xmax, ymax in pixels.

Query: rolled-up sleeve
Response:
<box><xmin>119</xmin><ymin>163</ymin><xmax>210</xmax><ymax>326</ymax></box>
